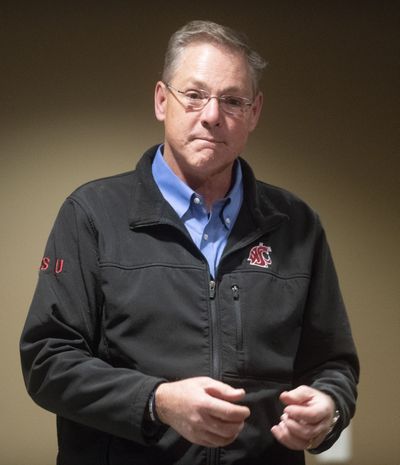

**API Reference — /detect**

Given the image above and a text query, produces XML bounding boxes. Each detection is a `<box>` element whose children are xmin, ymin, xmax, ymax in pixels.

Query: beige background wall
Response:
<box><xmin>1</xmin><ymin>2</ymin><xmax>399</xmax><ymax>464</ymax></box>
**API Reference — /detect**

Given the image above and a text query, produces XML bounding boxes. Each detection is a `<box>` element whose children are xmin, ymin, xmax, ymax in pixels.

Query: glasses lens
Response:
<box><xmin>221</xmin><ymin>97</ymin><xmax>249</xmax><ymax>115</ymax></box>
<box><xmin>167</xmin><ymin>84</ymin><xmax>252</xmax><ymax>115</ymax></box>
<box><xmin>182</xmin><ymin>90</ymin><xmax>207</xmax><ymax>110</ymax></box>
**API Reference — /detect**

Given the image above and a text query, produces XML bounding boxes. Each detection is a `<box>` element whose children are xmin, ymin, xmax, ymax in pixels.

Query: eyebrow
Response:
<box><xmin>185</xmin><ymin>80</ymin><xmax>244</xmax><ymax>95</ymax></box>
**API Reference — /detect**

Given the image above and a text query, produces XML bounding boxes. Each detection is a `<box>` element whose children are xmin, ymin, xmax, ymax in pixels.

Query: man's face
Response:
<box><xmin>154</xmin><ymin>42</ymin><xmax>263</xmax><ymax>185</ymax></box>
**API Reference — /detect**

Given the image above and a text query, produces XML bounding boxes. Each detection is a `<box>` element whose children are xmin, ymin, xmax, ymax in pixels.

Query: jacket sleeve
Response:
<box><xmin>293</xmin><ymin>219</ymin><xmax>360</xmax><ymax>453</ymax></box>
<box><xmin>20</xmin><ymin>198</ymin><xmax>165</xmax><ymax>443</ymax></box>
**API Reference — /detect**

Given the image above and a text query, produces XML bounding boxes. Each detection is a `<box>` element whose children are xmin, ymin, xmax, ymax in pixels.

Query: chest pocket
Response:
<box><xmin>219</xmin><ymin>271</ymin><xmax>309</xmax><ymax>381</ymax></box>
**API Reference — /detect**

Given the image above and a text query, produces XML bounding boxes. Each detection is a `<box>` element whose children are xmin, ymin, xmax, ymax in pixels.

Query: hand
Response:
<box><xmin>271</xmin><ymin>385</ymin><xmax>336</xmax><ymax>450</ymax></box>
<box><xmin>155</xmin><ymin>377</ymin><xmax>250</xmax><ymax>447</ymax></box>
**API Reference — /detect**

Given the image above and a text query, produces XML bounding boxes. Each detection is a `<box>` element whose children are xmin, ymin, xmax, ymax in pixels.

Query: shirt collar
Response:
<box><xmin>221</xmin><ymin>158</ymin><xmax>243</xmax><ymax>230</ymax></box>
<box><xmin>152</xmin><ymin>145</ymin><xmax>194</xmax><ymax>218</ymax></box>
<box><xmin>152</xmin><ymin>144</ymin><xmax>243</xmax><ymax>223</ymax></box>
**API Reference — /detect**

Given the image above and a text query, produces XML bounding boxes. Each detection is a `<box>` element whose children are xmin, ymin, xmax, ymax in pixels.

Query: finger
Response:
<box><xmin>205</xmin><ymin>414</ymin><xmax>246</xmax><ymax>439</ymax></box>
<box><xmin>279</xmin><ymin>413</ymin><xmax>325</xmax><ymax>440</ymax></box>
<box><xmin>271</xmin><ymin>421</ymin><xmax>308</xmax><ymax>451</ymax></box>
<box><xmin>207</xmin><ymin>397</ymin><xmax>250</xmax><ymax>422</ymax></box>
<box><xmin>285</xmin><ymin>397</ymin><xmax>334</xmax><ymax>425</ymax></box>
<box><xmin>205</xmin><ymin>382</ymin><xmax>246</xmax><ymax>402</ymax></box>
<box><xmin>180</xmin><ymin>410</ymin><xmax>244</xmax><ymax>447</ymax></box>
<box><xmin>280</xmin><ymin>385</ymin><xmax>314</xmax><ymax>406</ymax></box>
<box><xmin>194</xmin><ymin>415</ymin><xmax>244</xmax><ymax>447</ymax></box>
<box><xmin>283</xmin><ymin>404</ymin><xmax>327</xmax><ymax>425</ymax></box>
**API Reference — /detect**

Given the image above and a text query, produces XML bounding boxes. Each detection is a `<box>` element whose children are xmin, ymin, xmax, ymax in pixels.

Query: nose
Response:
<box><xmin>201</xmin><ymin>96</ymin><xmax>222</xmax><ymax>128</ymax></box>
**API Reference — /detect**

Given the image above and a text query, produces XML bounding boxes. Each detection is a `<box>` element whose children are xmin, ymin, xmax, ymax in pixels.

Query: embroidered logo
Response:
<box><xmin>247</xmin><ymin>243</ymin><xmax>272</xmax><ymax>269</ymax></box>
<box><xmin>40</xmin><ymin>257</ymin><xmax>64</xmax><ymax>274</ymax></box>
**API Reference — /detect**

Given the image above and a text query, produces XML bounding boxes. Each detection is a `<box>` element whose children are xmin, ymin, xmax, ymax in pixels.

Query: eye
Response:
<box><xmin>184</xmin><ymin>89</ymin><xmax>206</xmax><ymax>101</ymax></box>
<box><xmin>223</xmin><ymin>96</ymin><xmax>244</xmax><ymax>107</ymax></box>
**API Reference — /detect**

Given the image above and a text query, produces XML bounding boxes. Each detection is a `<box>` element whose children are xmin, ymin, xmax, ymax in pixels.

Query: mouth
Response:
<box><xmin>193</xmin><ymin>137</ymin><xmax>224</xmax><ymax>144</ymax></box>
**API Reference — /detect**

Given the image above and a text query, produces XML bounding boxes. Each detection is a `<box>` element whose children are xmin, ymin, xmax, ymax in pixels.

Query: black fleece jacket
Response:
<box><xmin>20</xmin><ymin>146</ymin><xmax>359</xmax><ymax>465</ymax></box>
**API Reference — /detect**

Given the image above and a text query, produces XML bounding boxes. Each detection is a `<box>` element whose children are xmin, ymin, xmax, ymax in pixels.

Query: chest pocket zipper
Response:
<box><xmin>232</xmin><ymin>284</ymin><xmax>245</xmax><ymax>373</ymax></box>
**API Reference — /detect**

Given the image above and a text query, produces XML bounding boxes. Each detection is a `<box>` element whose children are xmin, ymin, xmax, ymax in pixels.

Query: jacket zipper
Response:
<box><xmin>209</xmin><ymin>280</ymin><xmax>220</xmax><ymax>380</ymax></box>
<box><xmin>208</xmin><ymin>447</ymin><xmax>219</xmax><ymax>465</ymax></box>
<box><xmin>208</xmin><ymin>280</ymin><xmax>220</xmax><ymax>465</ymax></box>
<box><xmin>231</xmin><ymin>285</ymin><xmax>243</xmax><ymax>353</ymax></box>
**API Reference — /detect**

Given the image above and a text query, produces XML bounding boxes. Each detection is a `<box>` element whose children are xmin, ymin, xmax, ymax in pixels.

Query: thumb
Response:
<box><xmin>280</xmin><ymin>385</ymin><xmax>314</xmax><ymax>406</ymax></box>
<box><xmin>205</xmin><ymin>381</ymin><xmax>246</xmax><ymax>402</ymax></box>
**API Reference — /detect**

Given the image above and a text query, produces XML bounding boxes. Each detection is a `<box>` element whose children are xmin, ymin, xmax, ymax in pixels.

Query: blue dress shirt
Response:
<box><xmin>152</xmin><ymin>145</ymin><xmax>243</xmax><ymax>277</ymax></box>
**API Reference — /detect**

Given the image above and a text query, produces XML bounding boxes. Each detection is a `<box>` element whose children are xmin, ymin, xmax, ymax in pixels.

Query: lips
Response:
<box><xmin>193</xmin><ymin>137</ymin><xmax>224</xmax><ymax>144</ymax></box>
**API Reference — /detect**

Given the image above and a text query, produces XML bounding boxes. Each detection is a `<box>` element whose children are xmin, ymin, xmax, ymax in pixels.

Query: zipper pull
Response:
<box><xmin>232</xmin><ymin>284</ymin><xmax>239</xmax><ymax>300</ymax></box>
<box><xmin>209</xmin><ymin>280</ymin><xmax>216</xmax><ymax>299</ymax></box>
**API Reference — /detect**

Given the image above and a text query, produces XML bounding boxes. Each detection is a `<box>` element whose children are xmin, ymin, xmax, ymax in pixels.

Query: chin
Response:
<box><xmin>191</xmin><ymin>149</ymin><xmax>220</xmax><ymax>167</ymax></box>
<box><xmin>193</xmin><ymin>153</ymin><xmax>233</xmax><ymax>176</ymax></box>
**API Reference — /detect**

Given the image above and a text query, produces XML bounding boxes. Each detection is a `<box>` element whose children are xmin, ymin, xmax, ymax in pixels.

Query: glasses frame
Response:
<box><xmin>164</xmin><ymin>82</ymin><xmax>254</xmax><ymax>116</ymax></box>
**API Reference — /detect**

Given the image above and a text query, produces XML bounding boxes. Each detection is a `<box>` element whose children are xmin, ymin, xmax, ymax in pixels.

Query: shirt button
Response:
<box><xmin>193</xmin><ymin>197</ymin><xmax>201</xmax><ymax>205</ymax></box>
<box><xmin>203</xmin><ymin>233</ymin><xmax>209</xmax><ymax>241</ymax></box>
<box><xmin>225</xmin><ymin>217</ymin><xmax>231</xmax><ymax>225</ymax></box>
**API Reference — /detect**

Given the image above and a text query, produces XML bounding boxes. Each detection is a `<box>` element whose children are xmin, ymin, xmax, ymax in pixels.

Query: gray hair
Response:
<box><xmin>162</xmin><ymin>20</ymin><xmax>267</xmax><ymax>94</ymax></box>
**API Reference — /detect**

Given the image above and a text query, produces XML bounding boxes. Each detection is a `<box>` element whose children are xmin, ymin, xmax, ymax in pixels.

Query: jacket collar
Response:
<box><xmin>128</xmin><ymin>146</ymin><xmax>180</xmax><ymax>229</ymax></box>
<box><xmin>129</xmin><ymin>146</ymin><xmax>288</xmax><ymax>235</ymax></box>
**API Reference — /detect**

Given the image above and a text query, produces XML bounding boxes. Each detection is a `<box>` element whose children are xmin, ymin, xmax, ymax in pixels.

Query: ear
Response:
<box><xmin>154</xmin><ymin>81</ymin><xmax>168</xmax><ymax>122</ymax></box>
<box><xmin>248</xmin><ymin>91</ymin><xmax>263</xmax><ymax>132</ymax></box>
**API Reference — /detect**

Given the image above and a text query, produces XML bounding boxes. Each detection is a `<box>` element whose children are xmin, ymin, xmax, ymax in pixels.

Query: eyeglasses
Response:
<box><xmin>165</xmin><ymin>83</ymin><xmax>253</xmax><ymax>116</ymax></box>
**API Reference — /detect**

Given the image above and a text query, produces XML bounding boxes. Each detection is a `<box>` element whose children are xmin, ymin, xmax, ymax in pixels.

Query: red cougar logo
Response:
<box><xmin>247</xmin><ymin>243</ymin><xmax>272</xmax><ymax>268</ymax></box>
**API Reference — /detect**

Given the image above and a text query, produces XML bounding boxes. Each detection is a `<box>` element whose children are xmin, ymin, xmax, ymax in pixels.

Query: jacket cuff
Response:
<box><xmin>307</xmin><ymin>407</ymin><xmax>341</xmax><ymax>454</ymax></box>
<box><xmin>142</xmin><ymin>382</ymin><xmax>169</xmax><ymax>443</ymax></box>
<box><xmin>138</xmin><ymin>377</ymin><xmax>168</xmax><ymax>444</ymax></box>
<box><xmin>307</xmin><ymin>387</ymin><xmax>345</xmax><ymax>454</ymax></box>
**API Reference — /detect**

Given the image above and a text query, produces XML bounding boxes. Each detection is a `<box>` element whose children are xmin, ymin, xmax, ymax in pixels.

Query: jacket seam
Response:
<box><xmin>99</xmin><ymin>262</ymin><xmax>205</xmax><ymax>271</ymax></box>
<box><xmin>223</xmin><ymin>372</ymin><xmax>292</xmax><ymax>384</ymax></box>
<box><xmin>70</xmin><ymin>200</ymin><xmax>99</xmax><ymax>344</ymax></box>
<box><xmin>68</xmin><ymin>195</ymin><xmax>98</xmax><ymax>237</ymax></box>
<box><xmin>229</xmin><ymin>269</ymin><xmax>311</xmax><ymax>280</ymax></box>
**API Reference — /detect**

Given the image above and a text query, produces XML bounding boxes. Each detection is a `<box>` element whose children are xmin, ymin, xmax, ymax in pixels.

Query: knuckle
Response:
<box><xmin>307</xmin><ymin>411</ymin><xmax>319</xmax><ymax>423</ymax></box>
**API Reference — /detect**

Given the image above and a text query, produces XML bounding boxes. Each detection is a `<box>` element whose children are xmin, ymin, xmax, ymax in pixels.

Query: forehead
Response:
<box><xmin>172</xmin><ymin>42</ymin><xmax>252</xmax><ymax>92</ymax></box>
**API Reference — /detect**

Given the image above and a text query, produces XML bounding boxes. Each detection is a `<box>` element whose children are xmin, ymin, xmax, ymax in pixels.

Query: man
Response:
<box><xmin>20</xmin><ymin>20</ymin><xmax>359</xmax><ymax>465</ymax></box>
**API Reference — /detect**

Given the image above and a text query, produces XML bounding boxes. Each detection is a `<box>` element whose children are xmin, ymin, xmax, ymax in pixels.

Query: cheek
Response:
<box><xmin>164</xmin><ymin>118</ymin><xmax>190</xmax><ymax>148</ymax></box>
<box><xmin>165</xmin><ymin>107</ymin><xmax>195</xmax><ymax>134</ymax></box>
<box><xmin>227</xmin><ymin>124</ymin><xmax>250</xmax><ymax>148</ymax></box>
